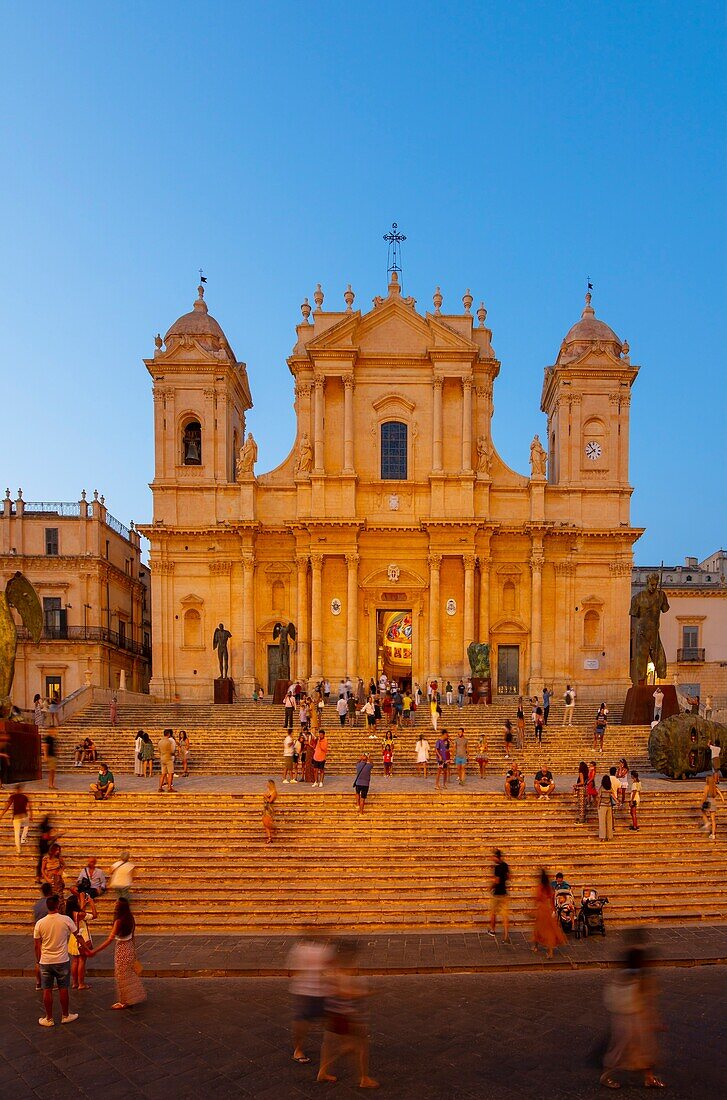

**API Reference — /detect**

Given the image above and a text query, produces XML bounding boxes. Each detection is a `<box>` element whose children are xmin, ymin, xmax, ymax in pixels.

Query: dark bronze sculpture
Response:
<box><xmin>273</xmin><ymin>621</ymin><xmax>296</xmax><ymax>680</ymax></box>
<box><xmin>648</xmin><ymin>714</ymin><xmax>727</xmax><ymax>779</ymax></box>
<box><xmin>212</xmin><ymin>622</ymin><xmax>232</xmax><ymax>678</ymax></box>
<box><xmin>629</xmin><ymin>571</ymin><xmax>669</xmax><ymax>685</ymax></box>
<box><xmin>467</xmin><ymin>641</ymin><xmax>490</xmax><ymax>679</ymax></box>
<box><xmin>0</xmin><ymin>572</ymin><xmax>43</xmax><ymax>719</ymax></box>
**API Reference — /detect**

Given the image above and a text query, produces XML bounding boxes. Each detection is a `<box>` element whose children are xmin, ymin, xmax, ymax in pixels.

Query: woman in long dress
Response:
<box><xmin>600</xmin><ymin>944</ymin><xmax>665</xmax><ymax>1089</ymax></box>
<box><xmin>133</xmin><ymin>731</ymin><xmax>144</xmax><ymax>777</ymax></box>
<box><xmin>531</xmin><ymin>869</ymin><xmax>566</xmax><ymax>958</ymax></box>
<box><xmin>41</xmin><ymin>842</ymin><xmax>66</xmax><ymax>912</ymax></box>
<box><xmin>87</xmin><ymin>898</ymin><xmax>146</xmax><ymax>1010</ymax></box>
<box><xmin>574</xmin><ymin>760</ymin><xmax>588</xmax><ymax>824</ymax></box>
<box><xmin>262</xmin><ymin>780</ymin><xmax>278</xmax><ymax>843</ymax></box>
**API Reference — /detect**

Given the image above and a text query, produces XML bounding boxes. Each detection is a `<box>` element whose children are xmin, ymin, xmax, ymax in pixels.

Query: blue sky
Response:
<box><xmin>2</xmin><ymin>1</ymin><xmax>725</xmax><ymax>564</ymax></box>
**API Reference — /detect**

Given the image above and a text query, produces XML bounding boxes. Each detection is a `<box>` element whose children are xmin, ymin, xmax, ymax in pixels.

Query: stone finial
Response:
<box><xmin>477</xmin><ymin>301</ymin><xmax>487</xmax><ymax>327</ymax></box>
<box><xmin>462</xmin><ymin>289</ymin><xmax>473</xmax><ymax>314</ymax></box>
<box><xmin>621</xmin><ymin>339</ymin><xmax>630</xmax><ymax>358</ymax></box>
<box><xmin>93</xmin><ymin>489</ymin><xmax>99</xmax><ymax>501</ymax></box>
<box><xmin>130</xmin><ymin>520</ymin><xmax>135</xmax><ymax>530</ymax></box>
<box><xmin>100</xmin><ymin>495</ymin><xmax>105</xmax><ymax>505</ymax></box>
<box><xmin>313</xmin><ymin>283</ymin><xmax>324</xmax><ymax>311</ymax></box>
<box><xmin>433</xmin><ymin>286</ymin><xmax>443</xmax><ymax>314</ymax></box>
<box><xmin>154</xmin><ymin>333</ymin><xmax>163</xmax><ymax>351</ymax></box>
<box><xmin>387</xmin><ymin>271</ymin><xmax>401</xmax><ymax>297</ymax></box>
<box><xmin>81</xmin><ymin>489</ymin><xmax>87</xmax><ymax>501</ymax></box>
<box><xmin>198</xmin><ymin>284</ymin><xmax>205</xmax><ymax>300</ymax></box>
<box><xmin>4</xmin><ymin>488</ymin><xmax>10</xmax><ymax>500</ymax></box>
<box><xmin>17</xmin><ymin>488</ymin><xmax>23</xmax><ymax>500</ymax></box>
<box><xmin>300</xmin><ymin>297</ymin><xmax>312</xmax><ymax>323</ymax></box>
<box><xmin>344</xmin><ymin>284</ymin><xmax>355</xmax><ymax>311</ymax></box>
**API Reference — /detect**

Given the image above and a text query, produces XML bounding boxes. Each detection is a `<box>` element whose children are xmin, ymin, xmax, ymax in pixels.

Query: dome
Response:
<box><xmin>562</xmin><ymin>292</ymin><xmax>621</xmax><ymax>348</ymax></box>
<box><xmin>164</xmin><ymin>285</ymin><xmax>227</xmax><ymax>343</ymax></box>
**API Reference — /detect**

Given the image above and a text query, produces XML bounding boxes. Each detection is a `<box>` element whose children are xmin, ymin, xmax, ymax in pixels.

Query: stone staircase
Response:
<box><xmin>56</xmin><ymin>699</ymin><xmax>648</xmax><ymax>777</ymax></box>
<box><xmin>4</xmin><ymin>790</ymin><xmax>724</xmax><ymax>934</ymax></box>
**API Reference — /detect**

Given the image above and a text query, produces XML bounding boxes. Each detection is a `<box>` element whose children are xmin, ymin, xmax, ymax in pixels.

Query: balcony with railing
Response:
<box><xmin>677</xmin><ymin>647</ymin><xmax>705</xmax><ymax>663</ymax></box>
<box><xmin>17</xmin><ymin>624</ymin><xmax>151</xmax><ymax>660</ymax></box>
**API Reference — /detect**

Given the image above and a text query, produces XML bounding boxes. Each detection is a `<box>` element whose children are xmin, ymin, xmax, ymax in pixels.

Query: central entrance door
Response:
<box><xmin>497</xmin><ymin>645</ymin><xmax>520</xmax><ymax>695</ymax></box>
<box><xmin>376</xmin><ymin>609</ymin><xmax>413</xmax><ymax>691</ymax></box>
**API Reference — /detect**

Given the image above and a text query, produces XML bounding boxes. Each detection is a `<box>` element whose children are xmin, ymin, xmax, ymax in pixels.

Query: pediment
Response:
<box><xmin>180</xmin><ymin>593</ymin><xmax>205</xmax><ymax>606</ymax></box>
<box><xmin>306</xmin><ymin>296</ymin><xmax>477</xmax><ymax>358</ymax></box>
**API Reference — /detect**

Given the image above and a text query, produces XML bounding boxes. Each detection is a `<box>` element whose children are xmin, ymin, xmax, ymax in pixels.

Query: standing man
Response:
<box><xmin>0</xmin><ymin>783</ymin><xmax>32</xmax><ymax>855</ymax></box>
<box><xmin>704</xmin><ymin>695</ymin><xmax>713</xmax><ymax>720</ymax></box>
<box><xmin>487</xmin><ymin>849</ymin><xmax>511</xmax><ymax>944</ymax></box>
<box><xmin>445</xmin><ymin>681</ymin><xmax>454</xmax><ymax>706</ymax></box>
<box><xmin>563</xmin><ymin>684</ymin><xmax>575</xmax><ymax>726</ymax></box>
<box><xmin>455</xmin><ymin>728</ymin><xmax>468</xmax><ymax>786</ymax></box>
<box><xmin>282</xmin><ymin>731</ymin><xmax>295</xmax><ymax>783</ymax></box>
<box><xmin>353</xmin><ymin>753</ymin><xmax>374</xmax><ymax>814</ymax></box>
<box><xmin>707</xmin><ymin>739</ymin><xmax>721</xmax><ymax>774</ymax></box>
<box><xmin>457</xmin><ymin>679</ymin><xmax>465</xmax><ymax>708</ymax></box>
<box><xmin>34</xmin><ymin>894</ymin><xmax>79</xmax><ymax>1026</ymax></box>
<box><xmin>284</xmin><ymin>688</ymin><xmax>295</xmax><ymax>729</ymax></box>
<box><xmin>435</xmin><ymin>729</ymin><xmax>450</xmax><ymax>790</ymax></box>
<box><xmin>652</xmin><ymin>686</ymin><xmax>664</xmax><ymax>723</ymax></box>
<box><xmin>157</xmin><ymin>729</ymin><xmax>177</xmax><ymax>793</ymax></box>
<box><xmin>213</xmin><ymin>622</ymin><xmax>232</xmax><ymax>678</ymax></box>
<box><xmin>542</xmin><ymin>686</ymin><xmax>551</xmax><ymax>726</ymax></box>
<box><xmin>466</xmin><ymin>678</ymin><xmax>474</xmax><ymax>705</ymax></box>
<box><xmin>336</xmin><ymin>694</ymin><xmax>348</xmax><ymax>728</ymax></box>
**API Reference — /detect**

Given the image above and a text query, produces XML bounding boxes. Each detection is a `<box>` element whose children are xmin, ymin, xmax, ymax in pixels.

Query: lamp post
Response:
<box><xmin>84</xmin><ymin>603</ymin><xmax>92</xmax><ymax>639</ymax></box>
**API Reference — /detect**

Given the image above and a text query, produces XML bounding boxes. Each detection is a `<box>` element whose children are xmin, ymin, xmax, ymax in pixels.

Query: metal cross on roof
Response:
<box><xmin>384</xmin><ymin>222</ymin><xmax>406</xmax><ymax>278</ymax></box>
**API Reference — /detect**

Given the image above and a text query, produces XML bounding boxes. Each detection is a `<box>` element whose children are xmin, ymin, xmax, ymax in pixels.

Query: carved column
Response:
<box><xmin>346</xmin><ymin>552</ymin><xmax>359</xmax><ymax>677</ymax></box>
<box><xmin>432</xmin><ymin>377</ymin><xmax>443</xmax><ymax>472</ymax></box>
<box><xmin>461</xmin><ymin>379</ymin><xmax>473</xmax><ymax>473</ymax></box>
<box><xmin>296</xmin><ymin>554</ymin><xmax>309</xmax><ymax>681</ymax></box>
<box><xmin>313</xmin><ymin>375</ymin><xmax>325</xmax><ymax>474</ymax></box>
<box><xmin>530</xmin><ymin>544</ymin><xmax>544</xmax><ymax>691</ymax></box>
<box><xmin>428</xmin><ymin>553</ymin><xmax>442</xmax><ymax>678</ymax></box>
<box><xmin>463</xmin><ymin>554</ymin><xmax>476</xmax><ymax>665</ymax></box>
<box><xmin>240</xmin><ymin>553</ymin><xmax>255</xmax><ymax>688</ymax></box>
<box><xmin>343</xmin><ymin>374</ymin><xmax>355</xmax><ymax>474</ymax></box>
<box><xmin>310</xmin><ymin>552</ymin><xmax>323</xmax><ymax>680</ymax></box>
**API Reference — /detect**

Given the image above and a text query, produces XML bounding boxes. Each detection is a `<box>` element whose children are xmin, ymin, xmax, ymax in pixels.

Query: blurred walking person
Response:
<box><xmin>1</xmin><ymin>783</ymin><xmax>33</xmax><ymax>855</ymax></box>
<box><xmin>530</xmin><ymin>869</ymin><xmax>566</xmax><ymax>959</ymax></box>
<box><xmin>288</xmin><ymin>931</ymin><xmax>334</xmax><ymax>1066</ymax></box>
<box><xmin>317</xmin><ymin>940</ymin><xmax>379</xmax><ymax>1088</ymax></box>
<box><xmin>600</xmin><ymin>940</ymin><xmax>665</xmax><ymax>1089</ymax></box>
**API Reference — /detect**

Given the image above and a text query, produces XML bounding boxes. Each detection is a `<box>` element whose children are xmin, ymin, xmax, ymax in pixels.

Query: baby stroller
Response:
<box><xmin>575</xmin><ymin>887</ymin><xmax>608</xmax><ymax>938</ymax></box>
<box><xmin>554</xmin><ymin>888</ymin><xmax>577</xmax><ymax>934</ymax></box>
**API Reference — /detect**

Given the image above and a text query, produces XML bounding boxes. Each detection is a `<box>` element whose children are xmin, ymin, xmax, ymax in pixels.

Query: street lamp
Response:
<box><xmin>84</xmin><ymin>604</ymin><xmax>92</xmax><ymax>638</ymax></box>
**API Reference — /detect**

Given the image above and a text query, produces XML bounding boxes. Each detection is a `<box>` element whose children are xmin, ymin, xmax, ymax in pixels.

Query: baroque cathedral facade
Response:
<box><xmin>140</xmin><ymin>271</ymin><xmax>639</xmax><ymax>702</ymax></box>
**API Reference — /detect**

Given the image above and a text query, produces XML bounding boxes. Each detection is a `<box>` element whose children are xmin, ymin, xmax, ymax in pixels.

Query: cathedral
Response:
<box><xmin>139</xmin><ymin>269</ymin><xmax>639</xmax><ymax>702</ymax></box>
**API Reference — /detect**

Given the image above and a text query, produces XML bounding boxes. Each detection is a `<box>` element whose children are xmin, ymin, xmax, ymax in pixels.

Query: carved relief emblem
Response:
<box><xmin>387</xmin><ymin>564</ymin><xmax>400</xmax><ymax>583</ymax></box>
<box><xmin>388</xmin><ymin>493</ymin><xmax>399</xmax><ymax>511</ymax></box>
<box><xmin>446</xmin><ymin>598</ymin><xmax>457</xmax><ymax>616</ymax></box>
<box><xmin>330</xmin><ymin>598</ymin><xmax>342</xmax><ymax>616</ymax></box>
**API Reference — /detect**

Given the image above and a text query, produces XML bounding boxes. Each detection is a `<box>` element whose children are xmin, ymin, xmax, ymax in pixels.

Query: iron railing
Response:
<box><xmin>677</xmin><ymin>647</ymin><xmax>705</xmax><ymax>662</ymax></box>
<box><xmin>23</xmin><ymin>502</ymin><xmax>81</xmax><ymax>516</ymax></box>
<box><xmin>105</xmin><ymin>512</ymin><xmax>131</xmax><ymax>541</ymax></box>
<box><xmin>17</xmin><ymin>624</ymin><xmax>150</xmax><ymax>659</ymax></box>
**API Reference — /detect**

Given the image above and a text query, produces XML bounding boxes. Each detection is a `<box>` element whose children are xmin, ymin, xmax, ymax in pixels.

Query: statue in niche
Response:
<box><xmin>529</xmin><ymin>434</ymin><xmax>548</xmax><ymax>478</ymax></box>
<box><xmin>236</xmin><ymin>432</ymin><xmax>258</xmax><ymax>479</ymax></box>
<box><xmin>296</xmin><ymin>432</ymin><xmax>313</xmax><ymax>474</ymax></box>
<box><xmin>476</xmin><ymin>435</ymin><xmax>493</xmax><ymax>476</ymax></box>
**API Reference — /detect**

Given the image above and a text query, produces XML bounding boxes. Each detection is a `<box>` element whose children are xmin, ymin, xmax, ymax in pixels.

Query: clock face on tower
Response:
<box><xmin>585</xmin><ymin>440</ymin><xmax>602</xmax><ymax>461</ymax></box>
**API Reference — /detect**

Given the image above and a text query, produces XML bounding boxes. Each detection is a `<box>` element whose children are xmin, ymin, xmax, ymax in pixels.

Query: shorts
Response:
<box><xmin>283</xmin><ymin>755</ymin><xmax>293</xmax><ymax>768</ymax></box>
<box><xmin>313</xmin><ymin>759</ymin><xmax>326</xmax><ymax>771</ymax></box>
<box><xmin>489</xmin><ymin>895</ymin><xmax>509</xmax><ymax>917</ymax></box>
<box><xmin>293</xmin><ymin>994</ymin><xmax>326</xmax><ymax>1021</ymax></box>
<box><xmin>40</xmin><ymin>960</ymin><xmax>71</xmax><ymax>989</ymax></box>
<box><xmin>438</xmin><ymin>760</ymin><xmax>449</xmax><ymax>769</ymax></box>
<box><xmin>355</xmin><ymin>785</ymin><xmax>369</xmax><ymax>799</ymax></box>
<box><xmin>160</xmin><ymin>760</ymin><xmax>174</xmax><ymax>775</ymax></box>
<box><xmin>292</xmin><ymin>753</ymin><xmax>299</xmax><ymax>764</ymax></box>
<box><xmin>367</xmin><ymin>715</ymin><xmax>375</xmax><ymax>726</ymax></box>
<box><xmin>455</xmin><ymin>756</ymin><xmax>467</xmax><ymax>766</ymax></box>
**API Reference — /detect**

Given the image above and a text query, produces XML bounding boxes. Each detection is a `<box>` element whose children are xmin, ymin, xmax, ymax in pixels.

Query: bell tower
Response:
<box><xmin>541</xmin><ymin>292</ymin><xmax>638</xmax><ymax>516</ymax></box>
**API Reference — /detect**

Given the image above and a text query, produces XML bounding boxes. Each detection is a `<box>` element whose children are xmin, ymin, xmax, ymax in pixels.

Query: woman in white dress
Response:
<box><xmin>415</xmin><ymin>733</ymin><xmax>430</xmax><ymax>779</ymax></box>
<box><xmin>133</xmin><ymin>731</ymin><xmax>144</xmax><ymax>777</ymax></box>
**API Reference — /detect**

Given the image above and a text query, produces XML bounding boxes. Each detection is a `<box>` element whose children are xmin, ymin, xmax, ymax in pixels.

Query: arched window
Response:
<box><xmin>183</xmin><ymin>608</ymin><xmax>201</xmax><ymax>647</ymax></box>
<box><xmin>182</xmin><ymin>420</ymin><xmax>202</xmax><ymax>465</ymax></box>
<box><xmin>583</xmin><ymin>609</ymin><xmax>600</xmax><ymax>647</ymax></box>
<box><xmin>503</xmin><ymin>581</ymin><xmax>516</xmax><ymax>612</ymax></box>
<box><xmin>381</xmin><ymin>421</ymin><xmax>407</xmax><ymax>480</ymax></box>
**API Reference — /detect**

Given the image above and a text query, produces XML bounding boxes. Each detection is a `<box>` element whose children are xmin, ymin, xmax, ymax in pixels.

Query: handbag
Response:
<box><xmin>701</xmin><ymin>800</ymin><xmax>710</xmax><ymax>812</ymax></box>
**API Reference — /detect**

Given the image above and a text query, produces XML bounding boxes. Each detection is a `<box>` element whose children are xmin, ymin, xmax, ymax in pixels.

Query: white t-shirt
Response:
<box><xmin>287</xmin><ymin>939</ymin><xmax>334</xmax><ymax>997</ymax></box>
<box><xmin>34</xmin><ymin>912</ymin><xmax>76</xmax><ymax>964</ymax></box>
<box><xmin>110</xmin><ymin>860</ymin><xmax>135</xmax><ymax>889</ymax></box>
<box><xmin>283</xmin><ymin>735</ymin><xmax>294</xmax><ymax>757</ymax></box>
<box><xmin>710</xmin><ymin>744</ymin><xmax>721</xmax><ymax>763</ymax></box>
<box><xmin>415</xmin><ymin>739</ymin><xmax>430</xmax><ymax>763</ymax></box>
<box><xmin>336</xmin><ymin>697</ymin><xmax>348</xmax><ymax>716</ymax></box>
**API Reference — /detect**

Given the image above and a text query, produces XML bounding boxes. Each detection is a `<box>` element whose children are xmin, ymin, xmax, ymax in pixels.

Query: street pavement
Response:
<box><xmin>1</xmin><ymin>967</ymin><xmax>724</xmax><ymax>1098</ymax></box>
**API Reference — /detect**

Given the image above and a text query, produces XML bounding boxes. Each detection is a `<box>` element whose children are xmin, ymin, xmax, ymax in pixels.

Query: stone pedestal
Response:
<box><xmin>0</xmin><ymin>721</ymin><xmax>41</xmax><ymax>782</ymax></box>
<box><xmin>213</xmin><ymin>677</ymin><xmax>234</xmax><ymax>704</ymax></box>
<box><xmin>621</xmin><ymin>684</ymin><xmax>679</xmax><ymax>726</ymax></box>
<box><xmin>472</xmin><ymin>676</ymin><xmax>492</xmax><ymax>704</ymax></box>
<box><xmin>273</xmin><ymin>678</ymin><xmax>292</xmax><ymax>705</ymax></box>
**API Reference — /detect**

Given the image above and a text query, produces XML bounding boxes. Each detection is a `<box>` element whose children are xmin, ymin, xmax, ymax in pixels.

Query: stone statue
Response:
<box><xmin>212</xmin><ymin>622</ymin><xmax>232</xmax><ymax>679</ymax></box>
<box><xmin>236</xmin><ymin>432</ymin><xmax>258</xmax><ymax>479</ymax></box>
<box><xmin>529</xmin><ymin>434</ymin><xmax>547</xmax><ymax>478</ymax></box>
<box><xmin>0</xmin><ymin>572</ymin><xmax>43</xmax><ymax>719</ymax></box>
<box><xmin>296</xmin><ymin>432</ymin><xmax>313</xmax><ymax>475</ymax></box>
<box><xmin>272</xmin><ymin>621</ymin><xmax>297</xmax><ymax>680</ymax></box>
<box><xmin>630</xmin><ymin>572</ymin><xmax>669</xmax><ymax>685</ymax></box>
<box><xmin>467</xmin><ymin>642</ymin><xmax>490</xmax><ymax>679</ymax></box>
<box><xmin>476</xmin><ymin>435</ymin><xmax>493</xmax><ymax>476</ymax></box>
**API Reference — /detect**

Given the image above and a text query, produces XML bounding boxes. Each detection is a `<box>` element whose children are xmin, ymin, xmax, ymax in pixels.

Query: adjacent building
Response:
<box><xmin>1</xmin><ymin>490</ymin><xmax>151</xmax><ymax>707</ymax></box>
<box><xmin>632</xmin><ymin>550</ymin><xmax>727</xmax><ymax>706</ymax></box>
<box><xmin>140</xmin><ymin>271</ymin><xmax>642</xmax><ymax>702</ymax></box>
